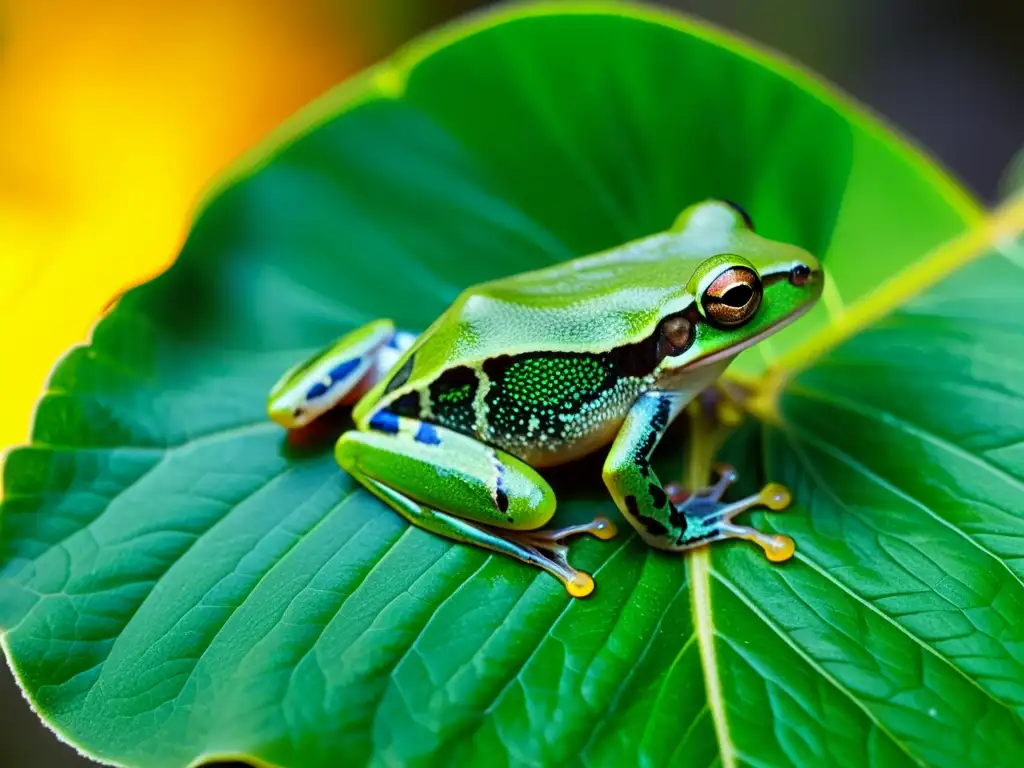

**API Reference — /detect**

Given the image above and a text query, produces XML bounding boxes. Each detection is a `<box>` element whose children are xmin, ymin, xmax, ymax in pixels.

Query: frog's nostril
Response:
<box><xmin>789</xmin><ymin>264</ymin><xmax>813</xmax><ymax>286</ymax></box>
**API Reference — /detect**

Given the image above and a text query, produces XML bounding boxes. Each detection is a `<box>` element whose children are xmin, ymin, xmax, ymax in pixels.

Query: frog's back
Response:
<box><xmin>411</xmin><ymin>233</ymin><xmax>702</xmax><ymax>379</ymax></box>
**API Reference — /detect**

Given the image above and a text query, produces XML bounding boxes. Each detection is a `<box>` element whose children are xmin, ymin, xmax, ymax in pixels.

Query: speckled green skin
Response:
<box><xmin>270</xmin><ymin>200</ymin><xmax>824</xmax><ymax>595</ymax></box>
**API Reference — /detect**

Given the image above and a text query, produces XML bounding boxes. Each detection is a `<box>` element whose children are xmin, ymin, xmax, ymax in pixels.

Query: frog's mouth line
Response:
<box><xmin>687</xmin><ymin>300</ymin><xmax>817</xmax><ymax>371</ymax></box>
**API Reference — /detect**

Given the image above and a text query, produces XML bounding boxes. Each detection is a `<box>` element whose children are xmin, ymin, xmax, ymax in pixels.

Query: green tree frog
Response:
<box><xmin>268</xmin><ymin>200</ymin><xmax>823</xmax><ymax>597</ymax></box>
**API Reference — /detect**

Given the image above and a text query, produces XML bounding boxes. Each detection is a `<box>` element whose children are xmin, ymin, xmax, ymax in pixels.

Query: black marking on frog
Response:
<box><xmin>624</xmin><ymin>494</ymin><xmax>669</xmax><ymax>538</ymax></box>
<box><xmin>429</xmin><ymin>365</ymin><xmax>479</xmax><ymax>436</ymax></box>
<box><xmin>482</xmin><ymin>349</ymin><xmax>647</xmax><ymax>447</ymax></box>
<box><xmin>383</xmin><ymin>354</ymin><xmax>415</xmax><ymax>395</ymax></box>
<box><xmin>624</xmin><ymin>494</ymin><xmax>640</xmax><ymax>518</ymax></box>
<box><xmin>669</xmin><ymin>503</ymin><xmax>688</xmax><ymax>536</ymax></box>
<box><xmin>676</xmin><ymin>525</ymin><xmax>715</xmax><ymax>547</ymax></box>
<box><xmin>606</xmin><ymin>305</ymin><xmax>704</xmax><ymax>377</ymax></box>
<box><xmin>634</xmin><ymin>394</ymin><xmax>672</xmax><ymax>479</ymax></box>
<box><xmin>645</xmin><ymin>518</ymin><xmax>670</xmax><ymax>538</ymax></box>
<box><xmin>606</xmin><ymin>332</ymin><xmax>660</xmax><ymax>378</ymax></box>
<box><xmin>648</xmin><ymin>482</ymin><xmax>667</xmax><ymax>509</ymax></box>
<box><xmin>490</xmin><ymin>450</ymin><xmax>512</xmax><ymax>521</ymax></box>
<box><xmin>723</xmin><ymin>199</ymin><xmax>755</xmax><ymax>231</ymax></box>
<box><xmin>392</xmin><ymin>390</ymin><xmax>421</xmax><ymax>417</ymax></box>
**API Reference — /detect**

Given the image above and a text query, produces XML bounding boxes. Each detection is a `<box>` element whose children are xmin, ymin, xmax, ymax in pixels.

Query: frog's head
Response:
<box><xmin>652</xmin><ymin>200</ymin><xmax>824</xmax><ymax>379</ymax></box>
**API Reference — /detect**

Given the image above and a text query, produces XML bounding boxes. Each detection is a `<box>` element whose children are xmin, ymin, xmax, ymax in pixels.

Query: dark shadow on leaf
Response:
<box><xmin>280</xmin><ymin>405</ymin><xmax>355</xmax><ymax>459</ymax></box>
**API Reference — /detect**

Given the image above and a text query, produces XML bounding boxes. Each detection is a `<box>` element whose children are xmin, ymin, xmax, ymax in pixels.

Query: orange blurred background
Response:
<box><xmin>0</xmin><ymin>0</ymin><xmax>470</xmax><ymax>455</ymax></box>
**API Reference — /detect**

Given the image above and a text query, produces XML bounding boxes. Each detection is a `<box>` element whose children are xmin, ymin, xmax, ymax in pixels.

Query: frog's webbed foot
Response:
<box><xmin>666</xmin><ymin>464</ymin><xmax>795</xmax><ymax>562</ymax></box>
<box><xmin>503</xmin><ymin>517</ymin><xmax>618</xmax><ymax>598</ymax></box>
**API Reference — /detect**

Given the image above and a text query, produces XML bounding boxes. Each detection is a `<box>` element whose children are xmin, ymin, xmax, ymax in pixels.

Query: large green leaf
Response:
<box><xmin>2</xmin><ymin>4</ymin><xmax>1017</xmax><ymax>767</ymax></box>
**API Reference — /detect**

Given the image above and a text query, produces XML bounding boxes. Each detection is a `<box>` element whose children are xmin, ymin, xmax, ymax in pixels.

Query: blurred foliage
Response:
<box><xmin>1002</xmin><ymin>148</ymin><xmax>1024</xmax><ymax>199</ymax></box>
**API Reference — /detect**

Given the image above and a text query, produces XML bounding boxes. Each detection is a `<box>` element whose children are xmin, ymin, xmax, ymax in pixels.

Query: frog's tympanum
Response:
<box><xmin>268</xmin><ymin>201</ymin><xmax>823</xmax><ymax>597</ymax></box>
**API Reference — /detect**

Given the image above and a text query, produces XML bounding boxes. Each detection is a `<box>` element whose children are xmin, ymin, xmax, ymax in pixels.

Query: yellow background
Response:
<box><xmin>0</xmin><ymin>0</ymin><xmax>428</xmax><ymax>454</ymax></box>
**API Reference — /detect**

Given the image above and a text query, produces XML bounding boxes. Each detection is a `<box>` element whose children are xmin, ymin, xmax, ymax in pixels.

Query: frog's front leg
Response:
<box><xmin>603</xmin><ymin>390</ymin><xmax>794</xmax><ymax>561</ymax></box>
<box><xmin>335</xmin><ymin>414</ymin><xmax>616</xmax><ymax>597</ymax></box>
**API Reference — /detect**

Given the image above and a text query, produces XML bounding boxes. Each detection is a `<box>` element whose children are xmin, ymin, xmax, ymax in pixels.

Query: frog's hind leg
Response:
<box><xmin>353</xmin><ymin>472</ymin><xmax>610</xmax><ymax>597</ymax></box>
<box><xmin>336</xmin><ymin>416</ymin><xmax>616</xmax><ymax>597</ymax></box>
<box><xmin>268</xmin><ymin>319</ymin><xmax>416</xmax><ymax>428</ymax></box>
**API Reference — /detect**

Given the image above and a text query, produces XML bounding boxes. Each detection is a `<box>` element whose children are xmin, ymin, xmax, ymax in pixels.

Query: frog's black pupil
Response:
<box><xmin>722</xmin><ymin>285</ymin><xmax>753</xmax><ymax>307</ymax></box>
<box><xmin>722</xmin><ymin>200</ymin><xmax>754</xmax><ymax>230</ymax></box>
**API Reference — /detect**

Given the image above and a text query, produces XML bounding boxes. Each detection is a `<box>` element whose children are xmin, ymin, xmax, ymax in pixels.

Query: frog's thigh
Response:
<box><xmin>335</xmin><ymin>419</ymin><xmax>556</xmax><ymax>530</ymax></box>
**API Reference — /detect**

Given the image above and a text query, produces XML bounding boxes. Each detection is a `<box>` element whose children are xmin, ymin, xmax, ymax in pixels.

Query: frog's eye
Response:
<box><xmin>701</xmin><ymin>266</ymin><xmax>762</xmax><ymax>327</ymax></box>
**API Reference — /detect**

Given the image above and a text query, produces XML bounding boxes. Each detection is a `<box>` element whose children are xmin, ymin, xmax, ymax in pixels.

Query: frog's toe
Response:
<box><xmin>665</xmin><ymin>481</ymin><xmax>690</xmax><ymax>505</ymax></box>
<box><xmin>513</xmin><ymin>539</ymin><xmax>597</xmax><ymax>598</ymax></box>
<box><xmin>566</xmin><ymin>571</ymin><xmax>595</xmax><ymax>598</ymax></box>
<box><xmin>758</xmin><ymin>482</ymin><xmax>792</xmax><ymax>511</ymax></box>
<box><xmin>666</xmin><ymin>463</ymin><xmax>738</xmax><ymax>506</ymax></box>
<box><xmin>504</xmin><ymin>518</ymin><xmax>614</xmax><ymax>598</ymax></box>
<box><xmin>589</xmin><ymin>517</ymin><xmax>618</xmax><ymax>541</ymax></box>
<box><xmin>515</xmin><ymin>516</ymin><xmax>618</xmax><ymax>544</ymax></box>
<box><xmin>717</xmin><ymin>520</ymin><xmax>795</xmax><ymax>562</ymax></box>
<box><xmin>710</xmin><ymin>463</ymin><xmax>739</xmax><ymax>495</ymax></box>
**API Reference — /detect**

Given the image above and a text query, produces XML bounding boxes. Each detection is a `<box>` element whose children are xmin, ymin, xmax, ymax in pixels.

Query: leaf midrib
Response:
<box><xmin>690</xmin><ymin>548</ymin><xmax>735</xmax><ymax>768</ymax></box>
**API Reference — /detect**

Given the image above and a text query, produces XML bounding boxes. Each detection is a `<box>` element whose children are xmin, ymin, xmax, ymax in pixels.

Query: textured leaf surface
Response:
<box><xmin>3</xmin><ymin>5</ymin><xmax>1017</xmax><ymax>768</ymax></box>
